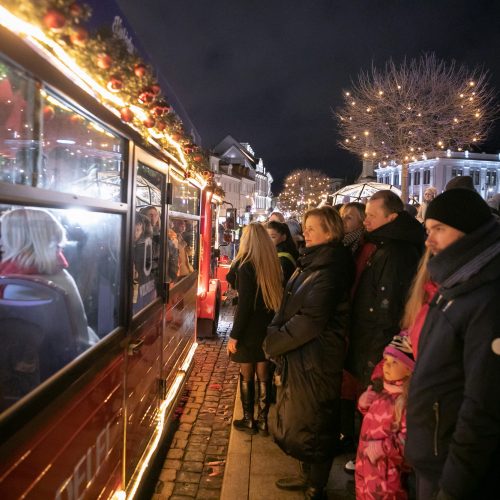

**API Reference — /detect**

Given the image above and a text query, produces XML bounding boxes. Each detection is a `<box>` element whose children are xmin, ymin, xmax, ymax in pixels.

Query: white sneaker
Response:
<box><xmin>343</xmin><ymin>459</ymin><xmax>355</xmax><ymax>474</ymax></box>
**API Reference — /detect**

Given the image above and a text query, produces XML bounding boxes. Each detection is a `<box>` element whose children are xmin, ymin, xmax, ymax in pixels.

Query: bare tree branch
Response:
<box><xmin>335</xmin><ymin>53</ymin><xmax>499</xmax><ymax>200</ymax></box>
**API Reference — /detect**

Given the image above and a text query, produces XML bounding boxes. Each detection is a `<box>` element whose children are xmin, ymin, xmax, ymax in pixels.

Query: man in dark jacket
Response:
<box><xmin>406</xmin><ymin>189</ymin><xmax>500</xmax><ymax>500</ymax></box>
<box><xmin>346</xmin><ymin>190</ymin><xmax>425</xmax><ymax>388</ymax></box>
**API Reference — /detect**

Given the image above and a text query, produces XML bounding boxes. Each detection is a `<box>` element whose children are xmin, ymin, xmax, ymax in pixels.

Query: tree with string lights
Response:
<box><xmin>278</xmin><ymin>169</ymin><xmax>336</xmax><ymax>217</ymax></box>
<box><xmin>336</xmin><ymin>53</ymin><xmax>498</xmax><ymax>201</ymax></box>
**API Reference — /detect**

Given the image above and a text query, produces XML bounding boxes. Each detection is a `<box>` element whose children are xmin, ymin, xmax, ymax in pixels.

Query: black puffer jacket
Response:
<box><xmin>263</xmin><ymin>242</ymin><xmax>354</xmax><ymax>463</ymax></box>
<box><xmin>406</xmin><ymin>219</ymin><xmax>500</xmax><ymax>499</ymax></box>
<box><xmin>347</xmin><ymin>211</ymin><xmax>425</xmax><ymax>386</ymax></box>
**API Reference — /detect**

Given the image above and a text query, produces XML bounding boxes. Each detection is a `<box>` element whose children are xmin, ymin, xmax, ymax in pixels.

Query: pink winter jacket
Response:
<box><xmin>355</xmin><ymin>383</ymin><xmax>409</xmax><ymax>500</ymax></box>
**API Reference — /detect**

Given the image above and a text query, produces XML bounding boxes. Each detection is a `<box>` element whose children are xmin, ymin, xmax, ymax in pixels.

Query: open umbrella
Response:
<box><xmin>321</xmin><ymin>182</ymin><xmax>418</xmax><ymax>206</ymax></box>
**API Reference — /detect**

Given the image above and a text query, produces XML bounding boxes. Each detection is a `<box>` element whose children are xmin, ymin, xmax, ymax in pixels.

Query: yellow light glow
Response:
<box><xmin>126</xmin><ymin>342</ymin><xmax>198</xmax><ymax>500</ymax></box>
<box><xmin>0</xmin><ymin>6</ymin><xmax>191</xmax><ymax>172</ymax></box>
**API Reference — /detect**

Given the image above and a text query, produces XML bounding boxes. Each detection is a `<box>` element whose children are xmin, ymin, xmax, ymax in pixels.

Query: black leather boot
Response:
<box><xmin>276</xmin><ymin>461</ymin><xmax>310</xmax><ymax>491</ymax></box>
<box><xmin>233</xmin><ymin>376</ymin><xmax>257</xmax><ymax>435</ymax></box>
<box><xmin>304</xmin><ymin>486</ymin><xmax>327</xmax><ymax>499</ymax></box>
<box><xmin>256</xmin><ymin>380</ymin><xmax>270</xmax><ymax>436</ymax></box>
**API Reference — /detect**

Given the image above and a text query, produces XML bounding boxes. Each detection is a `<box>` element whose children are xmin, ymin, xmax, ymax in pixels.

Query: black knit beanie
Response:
<box><xmin>425</xmin><ymin>188</ymin><xmax>493</xmax><ymax>233</ymax></box>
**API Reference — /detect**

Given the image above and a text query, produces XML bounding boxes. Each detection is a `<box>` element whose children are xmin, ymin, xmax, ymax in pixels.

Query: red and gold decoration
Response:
<box><xmin>0</xmin><ymin>0</ymin><xmax>216</xmax><ymax>186</ymax></box>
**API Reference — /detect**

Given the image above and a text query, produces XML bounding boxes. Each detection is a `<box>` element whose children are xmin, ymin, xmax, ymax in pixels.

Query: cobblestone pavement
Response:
<box><xmin>151</xmin><ymin>304</ymin><xmax>356</xmax><ymax>500</ymax></box>
<box><xmin>152</xmin><ymin>305</ymin><xmax>238</xmax><ymax>500</ymax></box>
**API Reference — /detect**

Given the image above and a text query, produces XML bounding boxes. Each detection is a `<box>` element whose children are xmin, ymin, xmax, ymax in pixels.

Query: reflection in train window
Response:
<box><xmin>0</xmin><ymin>54</ymin><xmax>124</xmax><ymax>200</ymax></box>
<box><xmin>0</xmin><ymin>57</ymin><xmax>38</xmax><ymax>185</ymax></box>
<box><xmin>0</xmin><ymin>205</ymin><xmax>122</xmax><ymax>410</ymax></box>
<box><xmin>132</xmin><ymin>163</ymin><xmax>164</xmax><ymax>314</ymax></box>
<box><xmin>168</xmin><ymin>218</ymin><xmax>199</xmax><ymax>284</ymax></box>
<box><xmin>170</xmin><ymin>173</ymin><xmax>199</xmax><ymax>214</ymax></box>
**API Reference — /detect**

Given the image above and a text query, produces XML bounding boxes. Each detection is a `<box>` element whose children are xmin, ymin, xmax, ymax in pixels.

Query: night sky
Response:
<box><xmin>116</xmin><ymin>0</ymin><xmax>500</xmax><ymax>192</ymax></box>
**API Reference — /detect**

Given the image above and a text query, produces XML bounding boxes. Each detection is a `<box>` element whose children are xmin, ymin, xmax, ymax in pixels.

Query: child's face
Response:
<box><xmin>383</xmin><ymin>354</ymin><xmax>411</xmax><ymax>382</ymax></box>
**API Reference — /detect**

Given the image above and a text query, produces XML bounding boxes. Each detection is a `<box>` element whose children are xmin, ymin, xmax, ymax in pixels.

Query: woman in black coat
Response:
<box><xmin>226</xmin><ymin>223</ymin><xmax>283</xmax><ymax>435</ymax></box>
<box><xmin>263</xmin><ymin>206</ymin><xmax>355</xmax><ymax>500</ymax></box>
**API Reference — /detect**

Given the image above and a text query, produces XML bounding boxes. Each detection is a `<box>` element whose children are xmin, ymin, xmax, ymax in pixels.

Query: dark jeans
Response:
<box><xmin>306</xmin><ymin>459</ymin><xmax>334</xmax><ymax>489</ymax></box>
<box><xmin>416</xmin><ymin>472</ymin><xmax>438</xmax><ymax>500</ymax></box>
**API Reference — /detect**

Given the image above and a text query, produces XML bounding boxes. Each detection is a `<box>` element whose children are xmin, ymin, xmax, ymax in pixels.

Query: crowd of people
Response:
<box><xmin>226</xmin><ymin>183</ymin><xmax>500</xmax><ymax>500</ymax></box>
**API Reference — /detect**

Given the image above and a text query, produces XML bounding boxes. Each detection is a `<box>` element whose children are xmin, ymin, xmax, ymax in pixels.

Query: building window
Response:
<box><xmin>423</xmin><ymin>169</ymin><xmax>431</xmax><ymax>184</ymax></box>
<box><xmin>414</xmin><ymin>171</ymin><xmax>421</xmax><ymax>185</ymax></box>
<box><xmin>394</xmin><ymin>173</ymin><xmax>400</xmax><ymax>186</ymax></box>
<box><xmin>486</xmin><ymin>170</ymin><xmax>497</xmax><ymax>186</ymax></box>
<box><xmin>408</xmin><ymin>172</ymin><xmax>412</xmax><ymax>186</ymax></box>
<box><xmin>470</xmin><ymin>169</ymin><xmax>480</xmax><ymax>185</ymax></box>
<box><xmin>452</xmin><ymin>168</ymin><xmax>463</xmax><ymax>177</ymax></box>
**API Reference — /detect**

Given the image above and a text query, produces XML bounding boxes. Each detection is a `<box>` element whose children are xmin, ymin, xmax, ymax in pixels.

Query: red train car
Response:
<box><xmin>0</xmin><ymin>2</ymin><xmax>221</xmax><ymax>498</ymax></box>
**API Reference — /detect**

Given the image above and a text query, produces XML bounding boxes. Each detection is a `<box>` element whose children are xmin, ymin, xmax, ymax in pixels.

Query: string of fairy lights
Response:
<box><xmin>337</xmin><ymin>55</ymin><xmax>496</xmax><ymax>170</ymax></box>
<box><xmin>0</xmin><ymin>0</ymin><xmax>224</xmax><ymax>197</ymax></box>
<box><xmin>278</xmin><ymin>169</ymin><xmax>335</xmax><ymax>217</ymax></box>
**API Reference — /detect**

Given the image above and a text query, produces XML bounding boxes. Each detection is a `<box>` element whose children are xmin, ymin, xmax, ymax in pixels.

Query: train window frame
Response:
<box><xmin>131</xmin><ymin>148</ymin><xmax>169</xmax><ymax>318</ymax></box>
<box><xmin>0</xmin><ymin>90</ymin><xmax>132</xmax><ymax>428</ymax></box>
<box><xmin>0</xmin><ymin>51</ymin><xmax>127</xmax><ymax>202</ymax></box>
<box><xmin>167</xmin><ymin>211</ymin><xmax>200</xmax><ymax>287</ymax></box>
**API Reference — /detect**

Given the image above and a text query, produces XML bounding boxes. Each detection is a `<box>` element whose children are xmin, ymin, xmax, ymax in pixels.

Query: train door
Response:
<box><xmin>124</xmin><ymin>148</ymin><xmax>166</xmax><ymax>489</ymax></box>
<box><xmin>162</xmin><ymin>171</ymin><xmax>200</xmax><ymax>385</ymax></box>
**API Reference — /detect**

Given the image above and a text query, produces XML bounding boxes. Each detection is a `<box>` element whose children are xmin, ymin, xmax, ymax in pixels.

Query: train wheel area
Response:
<box><xmin>151</xmin><ymin>304</ymin><xmax>356</xmax><ymax>500</ymax></box>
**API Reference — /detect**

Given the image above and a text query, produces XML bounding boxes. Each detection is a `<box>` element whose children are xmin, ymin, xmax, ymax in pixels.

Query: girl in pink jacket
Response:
<box><xmin>355</xmin><ymin>334</ymin><xmax>414</xmax><ymax>500</ymax></box>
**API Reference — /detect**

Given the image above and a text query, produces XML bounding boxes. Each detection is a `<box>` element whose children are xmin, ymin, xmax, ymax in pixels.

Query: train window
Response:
<box><xmin>0</xmin><ymin>205</ymin><xmax>122</xmax><ymax>411</ymax></box>
<box><xmin>40</xmin><ymin>90</ymin><xmax>124</xmax><ymax>200</ymax></box>
<box><xmin>0</xmin><ymin>55</ymin><xmax>124</xmax><ymax>201</ymax></box>
<box><xmin>132</xmin><ymin>163</ymin><xmax>163</xmax><ymax>314</ymax></box>
<box><xmin>167</xmin><ymin>218</ymin><xmax>199</xmax><ymax>284</ymax></box>
<box><xmin>0</xmin><ymin>57</ymin><xmax>38</xmax><ymax>185</ymax></box>
<box><xmin>170</xmin><ymin>174</ymin><xmax>200</xmax><ymax>214</ymax></box>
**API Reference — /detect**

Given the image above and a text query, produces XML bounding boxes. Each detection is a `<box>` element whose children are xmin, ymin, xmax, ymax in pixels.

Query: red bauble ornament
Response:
<box><xmin>134</xmin><ymin>64</ymin><xmax>147</xmax><ymax>78</ymax></box>
<box><xmin>43</xmin><ymin>9</ymin><xmax>66</xmax><ymax>31</ymax></box>
<box><xmin>107</xmin><ymin>76</ymin><xmax>122</xmax><ymax>92</ymax></box>
<box><xmin>70</xmin><ymin>27</ymin><xmax>88</xmax><ymax>47</ymax></box>
<box><xmin>143</xmin><ymin>116</ymin><xmax>156</xmax><ymax>128</ymax></box>
<box><xmin>171</xmin><ymin>133</ymin><xmax>181</xmax><ymax>142</ymax></box>
<box><xmin>138</xmin><ymin>91</ymin><xmax>154</xmax><ymax>104</ymax></box>
<box><xmin>150</xmin><ymin>84</ymin><xmax>161</xmax><ymax>95</ymax></box>
<box><xmin>69</xmin><ymin>114</ymin><xmax>84</xmax><ymax>124</ymax></box>
<box><xmin>97</xmin><ymin>53</ymin><xmax>112</xmax><ymax>69</ymax></box>
<box><xmin>156</xmin><ymin>121</ymin><xmax>166</xmax><ymax>131</ymax></box>
<box><xmin>193</xmin><ymin>155</ymin><xmax>203</xmax><ymax>162</ymax></box>
<box><xmin>69</xmin><ymin>2</ymin><xmax>84</xmax><ymax>18</ymax></box>
<box><xmin>152</xmin><ymin>104</ymin><xmax>171</xmax><ymax>117</ymax></box>
<box><xmin>120</xmin><ymin>107</ymin><xmax>134</xmax><ymax>123</ymax></box>
<box><xmin>43</xmin><ymin>105</ymin><xmax>55</xmax><ymax>120</ymax></box>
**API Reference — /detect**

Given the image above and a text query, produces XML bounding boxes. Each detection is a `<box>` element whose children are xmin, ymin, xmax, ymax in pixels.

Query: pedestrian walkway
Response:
<box><xmin>152</xmin><ymin>304</ymin><xmax>355</xmax><ymax>499</ymax></box>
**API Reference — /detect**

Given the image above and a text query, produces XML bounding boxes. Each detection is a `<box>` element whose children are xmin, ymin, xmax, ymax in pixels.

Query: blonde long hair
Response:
<box><xmin>0</xmin><ymin>208</ymin><xmax>66</xmax><ymax>274</ymax></box>
<box><xmin>394</xmin><ymin>377</ymin><xmax>411</xmax><ymax>430</ymax></box>
<box><xmin>235</xmin><ymin>223</ymin><xmax>283</xmax><ymax>312</ymax></box>
<box><xmin>400</xmin><ymin>248</ymin><xmax>432</xmax><ymax>330</ymax></box>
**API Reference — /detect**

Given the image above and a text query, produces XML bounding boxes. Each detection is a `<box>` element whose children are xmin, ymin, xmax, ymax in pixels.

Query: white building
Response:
<box><xmin>374</xmin><ymin>151</ymin><xmax>500</xmax><ymax>202</ymax></box>
<box><xmin>211</xmin><ymin>135</ymin><xmax>274</xmax><ymax>220</ymax></box>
